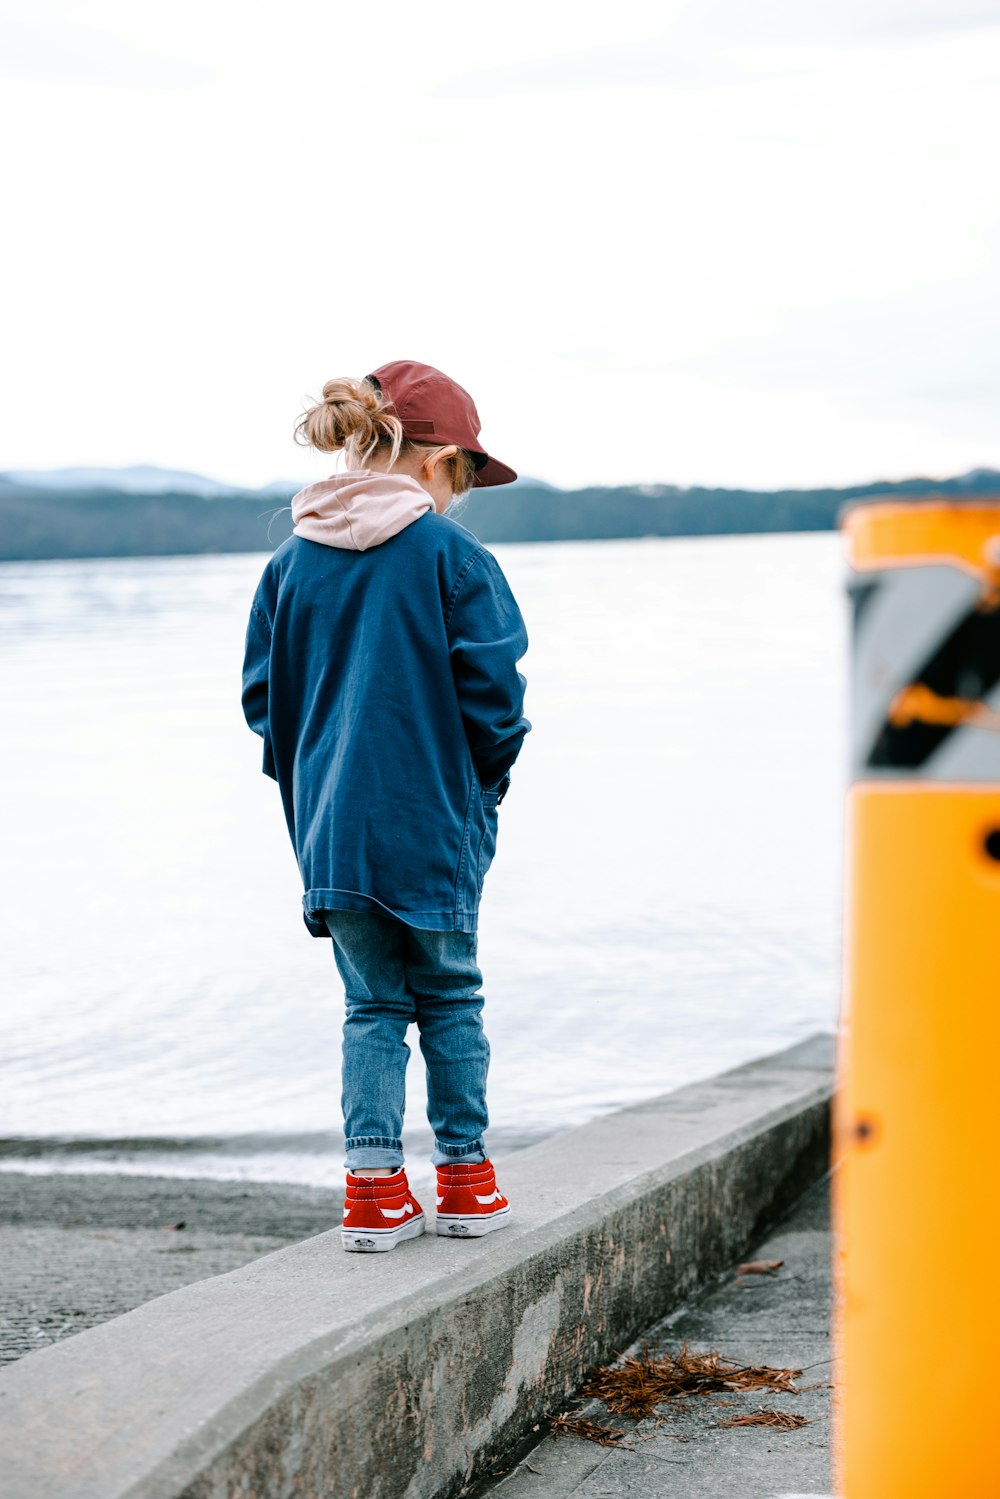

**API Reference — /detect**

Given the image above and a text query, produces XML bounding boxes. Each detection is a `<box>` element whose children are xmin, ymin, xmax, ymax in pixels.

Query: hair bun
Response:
<box><xmin>294</xmin><ymin>375</ymin><xmax>400</xmax><ymax>458</ymax></box>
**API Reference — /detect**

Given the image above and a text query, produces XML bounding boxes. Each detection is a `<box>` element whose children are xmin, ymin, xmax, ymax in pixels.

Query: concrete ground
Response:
<box><xmin>476</xmin><ymin>1176</ymin><xmax>836</xmax><ymax>1499</ymax></box>
<box><xmin>0</xmin><ymin>1044</ymin><xmax>833</xmax><ymax>1499</ymax></box>
<box><xmin>0</xmin><ymin>1172</ymin><xmax>342</xmax><ymax>1366</ymax></box>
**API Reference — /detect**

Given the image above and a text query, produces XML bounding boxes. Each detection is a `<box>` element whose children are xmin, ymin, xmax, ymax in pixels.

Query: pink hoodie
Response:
<box><xmin>290</xmin><ymin>470</ymin><xmax>434</xmax><ymax>551</ymax></box>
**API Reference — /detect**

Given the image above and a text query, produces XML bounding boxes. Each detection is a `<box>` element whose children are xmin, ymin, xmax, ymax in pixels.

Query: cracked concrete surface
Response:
<box><xmin>478</xmin><ymin>1177</ymin><xmax>836</xmax><ymax>1499</ymax></box>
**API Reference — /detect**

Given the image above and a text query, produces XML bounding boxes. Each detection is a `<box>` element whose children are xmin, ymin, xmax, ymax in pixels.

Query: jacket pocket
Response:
<box><xmin>481</xmin><ymin>769</ymin><xmax>511</xmax><ymax>805</ymax></box>
<box><xmin>476</xmin><ymin>790</ymin><xmax>500</xmax><ymax>892</ymax></box>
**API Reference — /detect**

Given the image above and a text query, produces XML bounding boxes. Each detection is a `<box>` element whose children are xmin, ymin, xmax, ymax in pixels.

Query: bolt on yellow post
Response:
<box><xmin>835</xmin><ymin>498</ymin><xmax>1000</xmax><ymax>1497</ymax></box>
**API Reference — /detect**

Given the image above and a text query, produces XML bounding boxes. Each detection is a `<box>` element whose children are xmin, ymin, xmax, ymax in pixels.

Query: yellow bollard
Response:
<box><xmin>834</xmin><ymin>498</ymin><xmax>1000</xmax><ymax>1497</ymax></box>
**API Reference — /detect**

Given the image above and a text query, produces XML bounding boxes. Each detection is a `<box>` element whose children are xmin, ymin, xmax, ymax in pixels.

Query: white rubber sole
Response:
<box><xmin>341</xmin><ymin>1213</ymin><xmax>426</xmax><ymax>1252</ymax></box>
<box><xmin>435</xmin><ymin>1205</ymin><xmax>512</xmax><ymax>1238</ymax></box>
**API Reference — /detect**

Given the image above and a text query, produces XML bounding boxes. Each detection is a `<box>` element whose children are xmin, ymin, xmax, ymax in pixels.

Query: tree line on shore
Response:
<box><xmin>1</xmin><ymin>469</ymin><xmax>997</xmax><ymax>562</ymax></box>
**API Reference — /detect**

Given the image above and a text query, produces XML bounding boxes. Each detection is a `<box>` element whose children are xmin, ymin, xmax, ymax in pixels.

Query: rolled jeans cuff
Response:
<box><xmin>430</xmin><ymin>1137</ymin><xmax>487</xmax><ymax>1167</ymax></box>
<box><xmin>344</xmin><ymin>1136</ymin><xmax>404</xmax><ymax>1171</ymax></box>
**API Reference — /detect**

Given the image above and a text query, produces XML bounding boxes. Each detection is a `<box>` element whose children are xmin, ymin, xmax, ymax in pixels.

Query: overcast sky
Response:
<box><xmin>2</xmin><ymin>0</ymin><xmax>999</xmax><ymax>491</ymax></box>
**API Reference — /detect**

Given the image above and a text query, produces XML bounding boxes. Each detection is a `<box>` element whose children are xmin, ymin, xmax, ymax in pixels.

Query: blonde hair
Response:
<box><xmin>294</xmin><ymin>376</ymin><xmax>478</xmax><ymax>497</ymax></box>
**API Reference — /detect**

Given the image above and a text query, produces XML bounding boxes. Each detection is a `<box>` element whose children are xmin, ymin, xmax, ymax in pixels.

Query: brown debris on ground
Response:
<box><xmin>736</xmin><ymin>1258</ymin><xmax>784</xmax><ymax>1275</ymax></box>
<box><xmin>715</xmin><ymin>1408</ymin><xmax>811</xmax><ymax>1431</ymax></box>
<box><xmin>549</xmin><ymin>1413</ymin><xmax>634</xmax><ymax>1448</ymax></box>
<box><xmin>578</xmin><ymin>1340</ymin><xmax>806</xmax><ymax>1421</ymax></box>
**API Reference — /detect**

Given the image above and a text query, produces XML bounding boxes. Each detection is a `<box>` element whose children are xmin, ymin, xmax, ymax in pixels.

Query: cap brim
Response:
<box><xmin>471</xmin><ymin>453</ymin><xmax>518</xmax><ymax>488</ymax></box>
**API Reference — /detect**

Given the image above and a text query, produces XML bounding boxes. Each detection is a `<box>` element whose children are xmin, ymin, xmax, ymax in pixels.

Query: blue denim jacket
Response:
<box><xmin>241</xmin><ymin>508</ymin><xmax>530</xmax><ymax>936</ymax></box>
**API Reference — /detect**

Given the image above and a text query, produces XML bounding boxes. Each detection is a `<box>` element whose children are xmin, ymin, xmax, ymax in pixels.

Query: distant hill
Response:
<box><xmin>0</xmin><ymin>463</ymin><xmax>559</xmax><ymax>497</ymax></box>
<box><xmin>1</xmin><ymin>464</ymin><xmax>253</xmax><ymax>497</ymax></box>
<box><xmin>1</xmin><ymin>465</ymin><xmax>998</xmax><ymax>563</ymax></box>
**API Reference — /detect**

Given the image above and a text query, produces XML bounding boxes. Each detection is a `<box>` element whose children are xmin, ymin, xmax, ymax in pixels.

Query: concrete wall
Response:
<box><xmin>0</xmin><ymin>1036</ymin><xmax>834</xmax><ymax>1499</ymax></box>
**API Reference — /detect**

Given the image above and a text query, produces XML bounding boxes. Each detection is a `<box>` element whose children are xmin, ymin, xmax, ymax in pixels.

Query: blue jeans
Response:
<box><xmin>322</xmin><ymin>907</ymin><xmax>490</xmax><ymax>1171</ymax></box>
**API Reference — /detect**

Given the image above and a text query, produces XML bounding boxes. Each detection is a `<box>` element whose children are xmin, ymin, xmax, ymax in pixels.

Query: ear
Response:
<box><xmin>421</xmin><ymin>444</ymin><xmax>459</xmax><ymax>481</ymax></box>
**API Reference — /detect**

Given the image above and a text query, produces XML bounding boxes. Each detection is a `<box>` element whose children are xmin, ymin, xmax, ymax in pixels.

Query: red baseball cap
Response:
<box><xmin>364</xmin><ymin>359</ymin><xmax>517</xmax><ymax>488</ymax></box>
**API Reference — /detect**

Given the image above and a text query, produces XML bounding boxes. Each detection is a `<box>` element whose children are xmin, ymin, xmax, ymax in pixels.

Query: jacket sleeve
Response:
<box><xmin>242</xmin><ymin>598</ymin><xmax>278</xmax><ymax>781</ymax></box>
<box><xmin>447</xmin><ymin>549</ymin><xmax>531</xmax><ymax>795</ymax></box>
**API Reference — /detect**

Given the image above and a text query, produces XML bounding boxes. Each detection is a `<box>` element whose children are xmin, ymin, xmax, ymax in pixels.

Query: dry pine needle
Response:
<box><xmin>549</xmin><ymin>1413</ymin><xmax>633</xmax><ymax>1448</ymax></box>
<box><xmin>715</xmin><ymin>1409</ymin><xmax>811</xmax><ymax>1431</ymax></box>
<box><xmin>579</xmin><ymin>1340</ymin><xmax>805</xmax><ymax>1420</ymax></box>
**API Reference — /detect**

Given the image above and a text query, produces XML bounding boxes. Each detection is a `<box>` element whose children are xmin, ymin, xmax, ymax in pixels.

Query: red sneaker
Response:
<box><xmin>435</xmin><ymin>1159</ymin><xmax>511</xmax><ymax>1237</ymax></box>
<box><xmin>341</xmin><ymin>1167</ymin><xmax>426</xmax><ymax>1252</ymax></box>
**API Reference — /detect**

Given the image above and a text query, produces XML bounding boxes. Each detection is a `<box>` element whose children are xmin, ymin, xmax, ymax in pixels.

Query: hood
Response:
<box><xmin>290</xmin><ymin>470</ymin><xmax>434</xmax><ymax>551</ymax></box>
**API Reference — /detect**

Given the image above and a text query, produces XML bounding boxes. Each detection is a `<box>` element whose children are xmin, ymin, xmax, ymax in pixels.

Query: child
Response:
<box><xmin>241</xmin><ymin>359</ymin><xmax>531</xmax><ymax>1252</ymax></box>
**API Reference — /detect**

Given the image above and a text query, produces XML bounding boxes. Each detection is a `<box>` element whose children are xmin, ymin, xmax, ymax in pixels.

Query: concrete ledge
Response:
<box><xmin>0</xmin><ymin>1036</ymin><xmax>834</xmax><ymax>1499</ymax></box>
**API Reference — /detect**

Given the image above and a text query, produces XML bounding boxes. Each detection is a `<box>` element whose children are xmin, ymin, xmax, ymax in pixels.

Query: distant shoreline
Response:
<box><xmin>0</xmin><ymin>527</ymin><xmax>843</xmax><ymax>569</ymax></box>
<box><xmin>1</xmin><ymin>470</ymin><xmax>997</xmax><ymax>562</ymax></box>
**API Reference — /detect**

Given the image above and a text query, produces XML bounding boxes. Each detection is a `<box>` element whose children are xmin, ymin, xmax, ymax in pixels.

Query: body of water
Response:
<box><xmin>0</xmin><ymin>532</ymin><xmax>848</xmax><ymax>1188</ymax></box>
